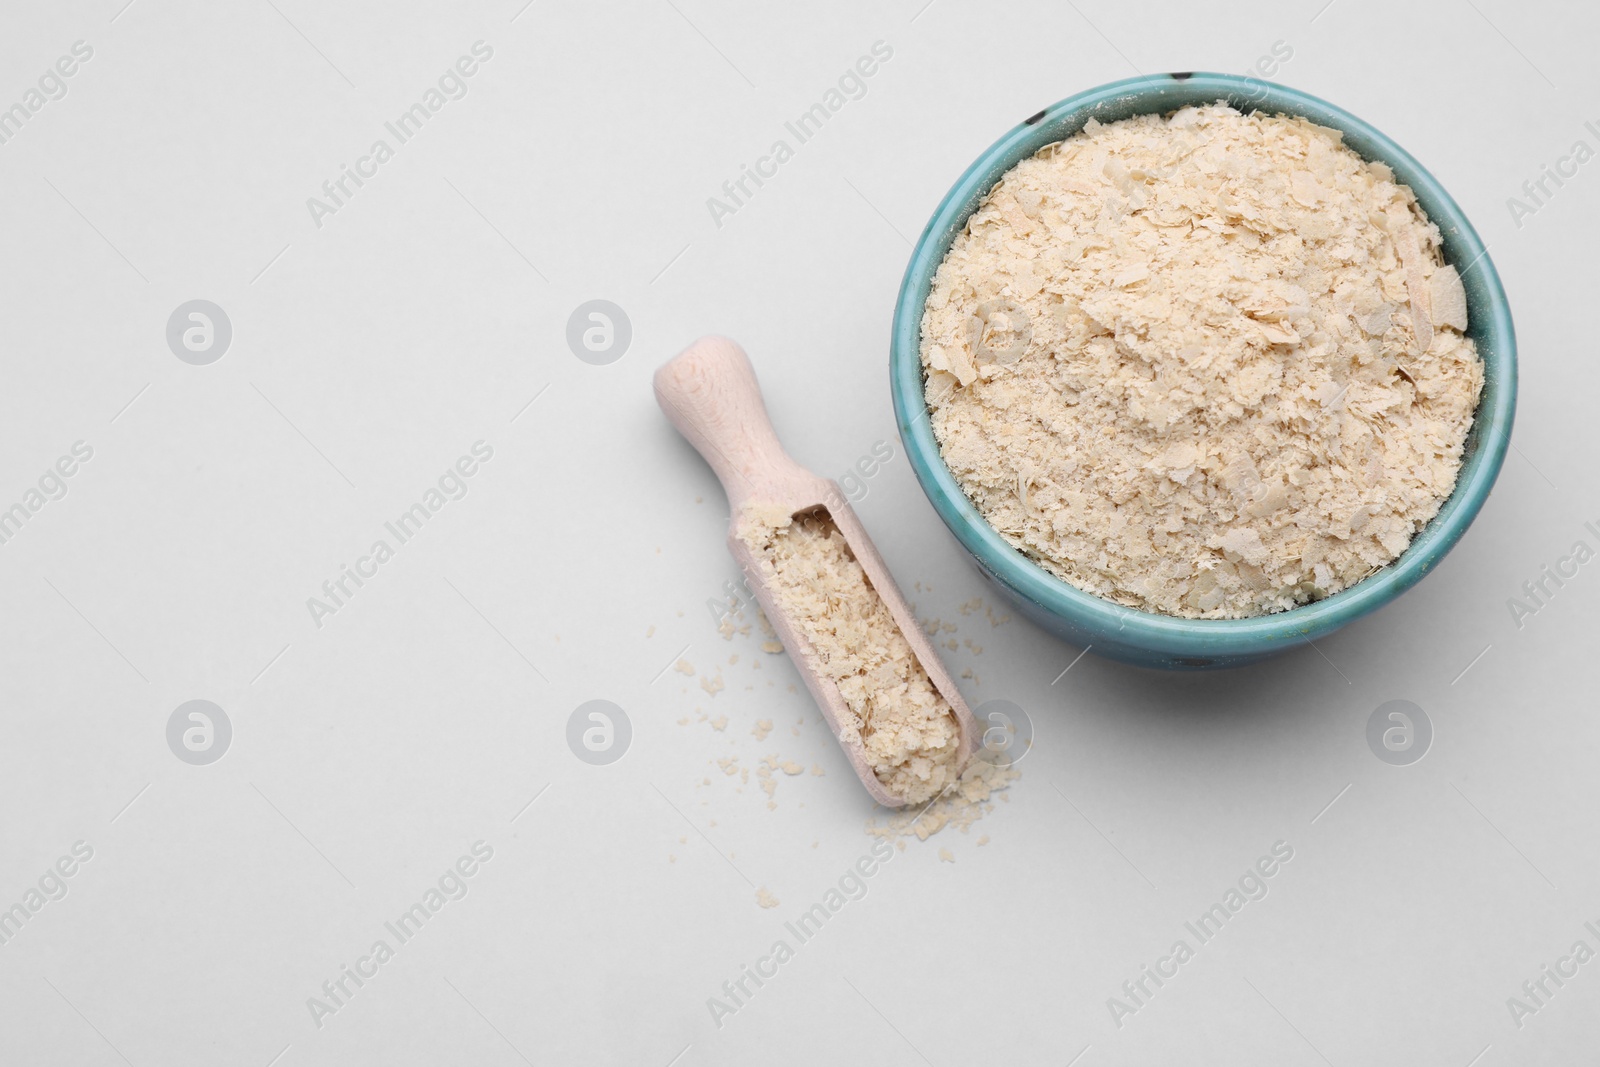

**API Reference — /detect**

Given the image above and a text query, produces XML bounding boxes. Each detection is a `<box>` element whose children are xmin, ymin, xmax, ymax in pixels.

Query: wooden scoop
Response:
<box><xmin>654</xmin><ymin>335</ymin><xmax>978</xmax><ymax>808</ymax></box>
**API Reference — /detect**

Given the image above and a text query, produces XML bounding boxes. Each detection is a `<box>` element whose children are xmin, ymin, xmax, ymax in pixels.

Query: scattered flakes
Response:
<box><xmin>921</xmin><ymin>104</ymin><xmax>1483</xmax><ymax>619</ymax></box>
<box><xmin>674</xmin><ymin>659</ymin><xmax>695</xmax><ymax>677</ymax></box>
<box><xmin>939</xmin><ymin>847</ymin><xmax>955</xmax><ymax>863</ymax></box>
<box><xmin>700</xmin><ymin>673</ymin><xmax>725</xmax><ymax>697</ymax></box>
<box><xmin>756</xmin><ymin>887</ymin><xmax>780</xmax><ymax>909</ymax></box>
<box><xmin>646</xmin><ymin>625</ymin><xmax>656</xmax><ymax>638</ymax></box>
<box><xmin>977</xmin><ymin>834</ymin><xmax>990</xmax><ymax>846</ymax></box>
<box><xmin>710</xmin><ymin>715</ymin><xmax>728</xmax><ymax>731</ymax></box>
<box><xmin>780</xmin><ymin>761</ymin><xmax>804</xmax><ymax>776</ymax></box>
<box><xmin>717</xmin><ymin>757</ymin><xmax>740</xmax><ymax>776</ymax></box>
<box><xmin>761</xmin><ymin>641</ymin><xmax>784</xmax><ymax>654</ymax></box>
<box><xmin>810</xmin><ymin>764</ymin><xmax>825</xmax><ymax>776</ymax></box>
<box><xmin>752</xmin><ymin>719</ymin><xmax>773</xmax><ymax>741</ymax></box>
<box><xmin>676</xmin><ymin>716</ymin><xmax>689</xmax><ymax>726</ymax></box>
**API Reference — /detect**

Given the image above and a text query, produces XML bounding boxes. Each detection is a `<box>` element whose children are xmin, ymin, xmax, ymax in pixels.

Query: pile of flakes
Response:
<box><xmin>920</xmin><ymin>104</ymin><xmax>1484</xmax><ymax>618</ymax></box>
<box><xmin>865</xmin><ymin>754</ymin><xmax>1018</xmax><ymax>847</ymax></box>
<box><xmin>738</xmin><ymin>506</ymin><xmax>961</xmax><ymax>805</ymax></box>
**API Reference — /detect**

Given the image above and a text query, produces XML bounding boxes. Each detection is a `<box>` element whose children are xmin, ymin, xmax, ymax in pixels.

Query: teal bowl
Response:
<box><xmin>890</xmin><ymin>73</ymin><xmax>1517</xmax><ymax>670</ymax></box>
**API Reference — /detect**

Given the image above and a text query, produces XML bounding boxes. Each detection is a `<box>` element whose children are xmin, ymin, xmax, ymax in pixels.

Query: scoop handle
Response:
<box><xmin>654</xmin><ymin>336</ymin><xmax>812</xmax><ymax>509</ymax></box>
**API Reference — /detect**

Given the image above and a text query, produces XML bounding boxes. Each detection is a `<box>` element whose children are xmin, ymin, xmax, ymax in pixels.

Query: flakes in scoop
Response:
<box><xmin>738</xmin><ymin>508</ymin><xmax>961</xmax><ymax>805</ymax></box>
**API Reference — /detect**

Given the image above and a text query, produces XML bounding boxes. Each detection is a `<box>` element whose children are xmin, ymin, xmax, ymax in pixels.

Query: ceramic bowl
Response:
<box><xmin>889</xmin><ymin>72</ymin><xmax>1516</xmax><ymax>670</ymax></box>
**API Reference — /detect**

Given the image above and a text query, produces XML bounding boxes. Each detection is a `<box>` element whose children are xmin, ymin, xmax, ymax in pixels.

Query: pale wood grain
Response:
<box><xmin>655</xmin><ymin>335</ymin><xmax>978</xmax><ymax>809</ymax></box>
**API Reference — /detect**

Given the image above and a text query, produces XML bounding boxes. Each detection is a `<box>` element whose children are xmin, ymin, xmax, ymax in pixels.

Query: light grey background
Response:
<box><xmin>1</xmin><ymin>0</ymin><xmax>1595</xmax><ymax>1064</ymax></box>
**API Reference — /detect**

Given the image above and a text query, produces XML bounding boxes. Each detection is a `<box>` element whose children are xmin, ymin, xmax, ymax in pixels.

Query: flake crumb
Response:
<box><xmin>756</xmin><ymin>887</ymin><xmax>780</xmax><ymax>909</ymax></box>
<box><xmin>939</xmin><ymin>848</ymin><xmax>955</xmax><ymax>863</ymax></box>
<box><xmin>752</xmin><ymin>719</ymin><xmax>773</xmax><ymax>741</ymax></box>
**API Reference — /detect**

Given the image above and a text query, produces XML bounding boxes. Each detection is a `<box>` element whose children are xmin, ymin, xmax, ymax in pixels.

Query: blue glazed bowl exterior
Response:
<box><xmin>890</xmin><ymin>73</ymin><xmax>1517</xmax><ymax>670</ymax></box>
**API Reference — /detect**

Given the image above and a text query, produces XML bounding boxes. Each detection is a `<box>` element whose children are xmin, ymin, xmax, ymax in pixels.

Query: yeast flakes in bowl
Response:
<box><xmin>890</xmin><ymin>75</ymin><xmax>1515</xmax><ymax>668</ymax></box>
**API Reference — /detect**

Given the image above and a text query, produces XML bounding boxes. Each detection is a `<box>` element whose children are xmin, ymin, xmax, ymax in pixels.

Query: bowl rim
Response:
<box><xmin>889</xmin><ymin>72</ymin><xmax>1518</xmax><ymax>658</ymax></box>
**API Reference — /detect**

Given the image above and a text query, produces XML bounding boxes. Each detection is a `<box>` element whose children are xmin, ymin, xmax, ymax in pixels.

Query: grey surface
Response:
<box><xmin>0</xmin><ymin>1</ymin><xmax>1595</xmax><ymax>1064</ymax></box>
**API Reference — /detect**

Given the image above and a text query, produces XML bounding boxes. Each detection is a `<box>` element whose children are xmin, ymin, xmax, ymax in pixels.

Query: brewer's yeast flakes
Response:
<box><xmin>921</xmin><ymin>104</ymin><xmax>1483</xmax><ymax>618</ymax></box>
